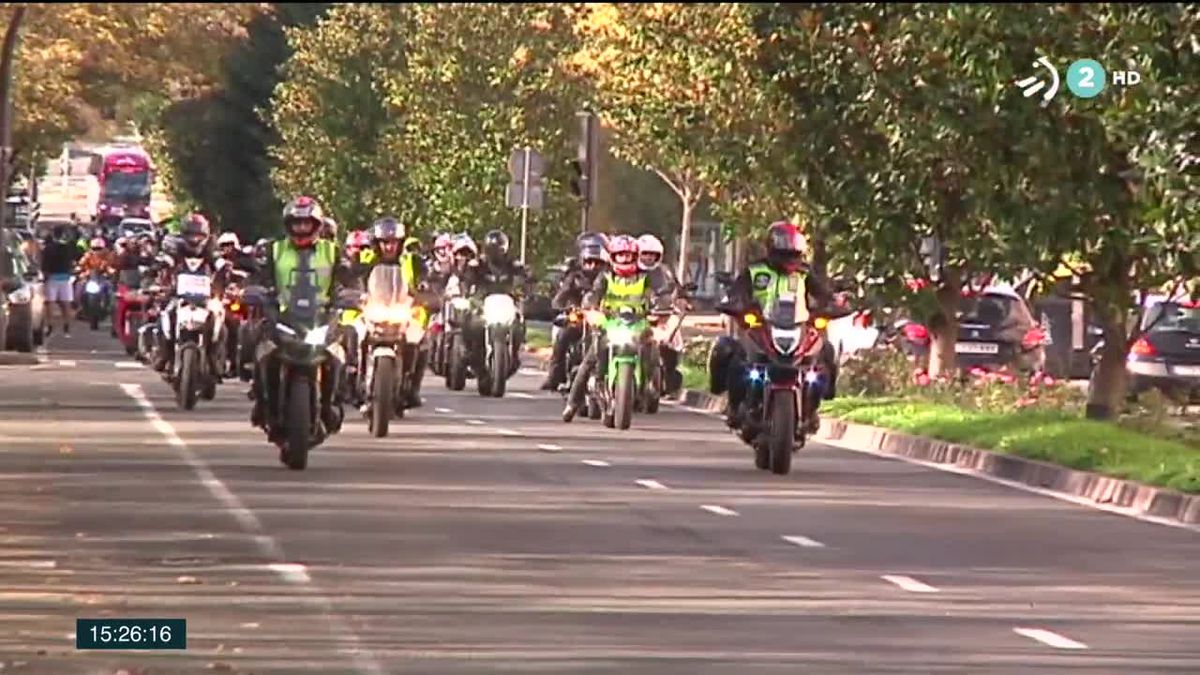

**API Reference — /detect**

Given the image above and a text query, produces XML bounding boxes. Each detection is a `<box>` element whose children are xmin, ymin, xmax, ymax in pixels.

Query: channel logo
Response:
<box><xmin>1014</xmin><ymin>56</ymin><xmax>1060</xmax><ymax>106</ymax></box>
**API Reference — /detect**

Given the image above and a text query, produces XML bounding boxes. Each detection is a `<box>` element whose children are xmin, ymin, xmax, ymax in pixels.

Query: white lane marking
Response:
<box><xmin>0</xmin><ymin>560</ymin><xmax>57</xmax><ymax>569</ymax></box>
<box><xmin>240</xmin><ymin>622</ymin><xmax>260</xmax><ymax>629</ymax></box>
<box><xmin>497</xmin><ymin>428</ymin><xmax>522</xmax><ymax>437</ymax></box>
<box><xmin>119</xmin><ymin>383</ymin><xmax>385</xmax><ymax>675</ymax></box>
<box><xmin>881</xmin><ymin>575</ymin><xmax>939</xmax><ymax>594</ymax></box>
<box><xmin>518</xmin><ymin>368</ymin><xmax>542</xmax><ymax>377</ymax></box>
<box><xmin>582</xmin><ymin>459</ymin><xmax>611</xmax><ymax>467</ymax></box>
<box><xmin>782</xmin><ymin>535</ymin><xmax>826</xmax><ymax>549</ymax></box>
<box><xmin>511</xmin><ymin>392</ymin><xmax>535</xmax><ymax>399</ymax></box>
<box><xmin>537</xmin><ymin>443</ymin><xmax>563</xmax><ymax>453</ymax></box>
<box><xmin>635</xmin><ymin>479</ymin><xmax>668</xmax><ymax>490</ymax></box>
<box><xmin>114</xmin><ymin>361</ymin><xmax>142</xmax><ymax>369</ymax></box>
<box><xmin>58</xmin><ymin>360</ymin><xmax>76</xmax><ymax>367</ymax></box>
<box><xmin>434</xmin><ymin>407</ymin><xmax>454</xmax><ymax>414</ymax></box>
<box><xmin>1013</xmin><ymin>627</ymin><xmax>1088</xmax><ymax>650</ymax></box>
<box><xmin>268</xmin><ymin>563</ymin><xmax>311</xmax><ymax>583</ymax></box>
<box><xmin>466</xmin><ymin>419</ymin><xmax>485</xmax><ymax>426</ymax></box>
<box><xmin>672</xmin><ymin>397</ymin><xmax>1200</xmax><ymax>536</ymax></box>
<box><xmin>700</xmin><ymin>505</ymin><xmax>738</xmax><ymax>517</ymax></box>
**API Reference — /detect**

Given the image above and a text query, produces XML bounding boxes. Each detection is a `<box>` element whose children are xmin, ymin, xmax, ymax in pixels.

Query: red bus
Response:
<box><xmin>87</xmin><ymin>144</ymin><xmax>154</xmax><ymax>228</ymax></box>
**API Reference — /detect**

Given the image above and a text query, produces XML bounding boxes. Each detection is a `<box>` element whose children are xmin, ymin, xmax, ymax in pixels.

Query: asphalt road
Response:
<box><xmin>0</xmin><ymin>326</ymin><xmax>1196</xmax><ymax>674</ymax></box>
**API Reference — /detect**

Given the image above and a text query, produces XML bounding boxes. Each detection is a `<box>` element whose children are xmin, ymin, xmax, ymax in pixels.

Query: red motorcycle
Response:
<box><xmin>115</xmin><ymin>267</ymin><xmax>151</xmax><ymax>356</ymax></box>
<box><xmin>222</xmin><ymin>277</ymin><xmax>250</xmax><ymax>378</ymax></box>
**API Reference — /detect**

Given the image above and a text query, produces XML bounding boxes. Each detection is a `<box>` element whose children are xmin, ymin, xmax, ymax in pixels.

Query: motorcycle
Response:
<box><xmin>245</xmin><ymin>280</ymin><xmax>360</xmax><ymax>471</ymax></box>
<box><xmin>476</xmin><ymin>292</ymin><xmax>521</xmax><ymax>398</ymax></box>
<box><xmin>80</xmin><ymin>271</ymin><xmax>113</xmax><ymax>331</ymax></box>
<box><xmin>165</xmin><ymin>262</ymin><xmax>224</xmax><ymax>410</ymax></box>
<box><xmin>218</xmin><ymin>263</ymin><xmax>253</xmax><ymax>378</ymax></box>
<box><xmin>564</xmin><ymin>305</ymin><xmax>650</xmax><ymax>430</ymax></box>
<box><xmin>136</xmin><ymin>282</ymin><xmax>167</xmax><ymax>365</ymax></box>
<box><xmin>716</xmin><ymin>298</ymin><xmax>849</xmax><ymax>475</ymax></box>
<box><xmin>115</xmin><ymin>265</ymin><xmax>152</xmax><ymax>356</ymax></box>
<box><xmin>358</xmin><ymin>265</ymin><xmax>428</xmax><ymax>437</ymax></box>
<box><xmin>442</xmin><ymin>294</ymin><xmax>474</xmax><ymax>392</ymax></box>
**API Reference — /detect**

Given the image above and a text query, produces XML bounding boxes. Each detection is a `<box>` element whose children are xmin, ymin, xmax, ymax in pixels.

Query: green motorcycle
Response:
<box><xmin>598</xmin><ymin>306</ymin><xmax>650</xmax><ymax>430</ymax></box>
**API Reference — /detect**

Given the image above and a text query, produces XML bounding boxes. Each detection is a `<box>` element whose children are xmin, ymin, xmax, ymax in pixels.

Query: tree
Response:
<box><xmin>568</xmin><ymin>3</ymin><xmax>774</xmax><ymax>278</ymax></box>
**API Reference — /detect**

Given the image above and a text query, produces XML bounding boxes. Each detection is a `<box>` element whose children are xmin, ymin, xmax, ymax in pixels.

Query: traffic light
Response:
<box><xmin>569</xmin><ymin>159</ymin><xmax>589</xmax><ymax>202</ymax></box>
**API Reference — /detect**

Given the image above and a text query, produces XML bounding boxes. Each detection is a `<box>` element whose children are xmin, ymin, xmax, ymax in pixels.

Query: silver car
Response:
<box><xmin>2</xmin><ymin>230</ymin><xmax>47</xmax><ymax>352</ymax></box>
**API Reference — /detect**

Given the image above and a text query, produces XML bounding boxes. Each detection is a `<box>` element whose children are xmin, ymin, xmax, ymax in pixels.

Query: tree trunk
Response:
<box><xmin>927</xmin><ymin>268</ymin><xmax>962</xmax><ymax>379</ymax></box>
<box><xmin>1085</xmin><ymin>304</ymin><xmax>1129</xmax><ymax>420</ymax></box>
<box><xmin>676</xmin><ymin>190</ymin><xmax>694</xmax><ymax>283</ymax></box>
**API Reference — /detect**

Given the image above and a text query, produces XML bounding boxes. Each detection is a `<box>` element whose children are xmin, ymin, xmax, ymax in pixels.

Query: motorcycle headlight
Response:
<box><xmin>608</xmin><ymin>325</ymin><xmax>636</xmax><ymax>347</ymax></box>
<box><xmin>450</xmin><ymin>297</ymin><xmax>470</xmax><ymax>311</ymax></box>
<box><xmin>365</xmin><ymin>302</ymin><xmax>411</xmax><ymax>325</ymax></box>
<box><xmin>7</xmin><ymin>287</ymin><xmax>31</xmax><ymax>304</ymax></box>
<box><xmin>85</xmin><ymin>280</ymin><xmax>102</xmax><ymax>294</ymax></box>
<box><xmin>304</xmin><ymin>325</ymin><xmax>330</xmax><ymax>346</ymax></box>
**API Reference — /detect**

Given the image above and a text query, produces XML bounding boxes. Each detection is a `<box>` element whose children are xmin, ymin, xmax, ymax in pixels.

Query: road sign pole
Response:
<box><xmin>520</xmin><ymin>145</ymin><xmax>530</xmax><ymax>265</ymax></box>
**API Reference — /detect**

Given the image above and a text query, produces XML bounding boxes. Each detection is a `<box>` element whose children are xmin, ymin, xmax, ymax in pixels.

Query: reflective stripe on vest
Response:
<box><xmin>748</xmin><ymin>263</ymin><xmax>808</xmax><ymax>322</ymax></box>
<box><xmin>274</xmin><ymin>239</ymin><xmax>336</xmax><ymax>312</ymax></box>
<box><xmin>400</xmin><ymin>252</ymin><xmax>418</xmax><ymax>289</ymax></box>
<box><xmin>359</xmin><ymin>248</ymin><xmax>377</xmax><ymax>265</ymax></box>
<box><xmin>603</xmin><ymin>272</ymin><xmax>648</xmax><ymax>312</ymax></box>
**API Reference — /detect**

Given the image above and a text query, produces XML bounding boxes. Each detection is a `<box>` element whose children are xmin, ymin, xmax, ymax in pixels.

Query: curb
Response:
<box><xmin>0</xmin><ymin>351</ymin><xmax>39</xmax><ymax>366</ymax></box>
<box><xmin>676</xmin><ymin>388</ymin><xmax>1200</xmax><ymax>528</ymax></box>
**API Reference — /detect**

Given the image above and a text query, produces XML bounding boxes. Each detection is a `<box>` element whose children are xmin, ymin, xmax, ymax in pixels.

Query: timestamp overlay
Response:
<box><xmin>76</xmin><ymin>618</ymin><xmax>187</xmax><ymax>651</ymax></box>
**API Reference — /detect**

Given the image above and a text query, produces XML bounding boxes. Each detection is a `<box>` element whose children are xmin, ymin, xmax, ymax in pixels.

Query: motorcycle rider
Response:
<box><xmin>345</xmin><ymin>229</ymin><xmax>371</xmax><ymax>263</ymax></box>
<box><xmin>355</xmin><ymin>217</ymin><xmax>434</xmax><ymax>408</ymax></box>
<box><xmin>562</xmin><ymin>234</ymin><xmax>666</xmax><ymax>420</ymax></box>
<box><xmin>460</xmin><ymin>229</ymin><xmax>529</xmax><ymax>352</ymax></box>
<box><xmin>320</xmin><ymin>216</ymin><xmax>339</xmax><ymax>243</ymax></box>
<box><xmin>541</xmin><ymin>241</ymin><xmax>609</xmax><ymax>391</ymax></box>
<box><xmin>154</xmin><ymin>214</ymin><xmax>222</xmax><ymax>376</ymax></box>
<box><xmin>710</xmin><ymin>220</ymin><xmax>836</xmax><ymax>432</ymax></box>
<box><xmin>248</xmin><ymin>197</ymin><xmax>360</xmax><ymax>438</ymax></box>
<box><xmin>636</xmin><ymin>233</ymin><xmax>687</xmax><ymax>395</ymax></box>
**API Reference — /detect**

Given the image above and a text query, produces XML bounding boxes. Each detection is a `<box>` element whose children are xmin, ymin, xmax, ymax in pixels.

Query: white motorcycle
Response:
<box><xmin>161</xmin><ymin>259</ymin><xmax>224</xmax><ymax>410</ymax></box>
<box><xmin>478</xmin><ymin>293</ymin><xmax>521</xmax><ymax>398</ymax></box>
<box><xmin>360</xmin><ymin>265</ymin><xmax>427</xmax><ymax>437</ymax></box>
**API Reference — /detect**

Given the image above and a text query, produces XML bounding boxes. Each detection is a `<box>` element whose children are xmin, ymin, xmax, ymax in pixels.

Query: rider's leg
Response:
<box><xmin>542</xmin><ymin>323</ymin><xmax>576</xmax><ymax>390</ymax></box>
<box><xmin>724</xmin><ymin>349</ymin><xmax>748</xmax><ymax>428</ymax></box>
<box><xmin>408</xmin><ymin>345</ymin><xmax>428</xmax><ymax>407</ymax></box>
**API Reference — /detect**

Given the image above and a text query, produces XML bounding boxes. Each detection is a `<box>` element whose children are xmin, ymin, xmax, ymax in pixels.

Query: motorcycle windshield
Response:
<box><xmin>770</xmin><ymin>299</ymin><xmax>804</xmax><ymax>328</ymax></box>
<box><xmin>366</xmin><ymin>264</ymin><xmax>411</xmax><ymax>308</ymax></box>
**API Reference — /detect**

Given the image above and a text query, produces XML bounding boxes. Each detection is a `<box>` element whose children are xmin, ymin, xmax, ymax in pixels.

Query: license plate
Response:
<box><xmin>956</xmin><ymin>342</ymin><xmax>999</xmax><ymax>355</ymax></box>
<box><xmin>1173</xmin><ymin>365</ymin><xmax>1200</xmax><ymax>377</ymax></box>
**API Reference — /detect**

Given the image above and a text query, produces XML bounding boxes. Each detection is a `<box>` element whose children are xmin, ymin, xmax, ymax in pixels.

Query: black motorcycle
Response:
<box><xmin>244</xmin><ymin>280</ymin><xmax>361</xmax><ymax>471</ymax></box>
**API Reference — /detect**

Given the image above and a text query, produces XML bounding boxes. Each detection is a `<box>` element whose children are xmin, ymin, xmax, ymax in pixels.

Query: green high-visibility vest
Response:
<box><xmin>603</xmin><ymin>272</ymin><xmax>648</xmax><ymax>313</ymax></box>
<box><xmin>273</xmin><ymin>239</ymin><xmax>337</xmax><ymax>312</ymax></box>
<box><xmin>747</xmin><ymin>263</ymin><xmax>808</xmax><ymax>322</ymax></box>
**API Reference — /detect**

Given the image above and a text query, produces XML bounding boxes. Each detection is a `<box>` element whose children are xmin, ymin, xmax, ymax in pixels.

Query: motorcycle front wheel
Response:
<box><xmin>490</xmin><ymin>333</ymin><xmax>509</xmax><ymax>398</ymax></box>
<box><xmin>370</xmin><ymin>355</ymin><xmax>396</xmax><ymax>438</ymax></box>
<box><xmin>447</xmin><ymin>336</ymin><xmax>467</xmax><ymax>392</ymax></box>
<box><xmin>284</xmin><ymin>375</ymin><xmax>312</xmax><ymax>470</ymax></box>
<box><xmin>177</xmin><ymin>345</ymin><xmax>200</xmax><ymax>411</ymax></box>
<box><xmin>767</xmin><ymin>393</ymin><xmax>796</xmax><ymax>475</ymax></box>
<box><xmin>613</xmin><ymin>362</ymin><xmax>635</xmax><ymax>431</ymax></box>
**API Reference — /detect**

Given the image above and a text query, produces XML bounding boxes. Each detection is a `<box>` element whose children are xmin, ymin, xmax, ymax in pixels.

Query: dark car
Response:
<box><xmin>1119</xmin><ymin>299</ymin><xmax>1200</xmax><ymax>402</ymax></box>
<box><xmin>953</xmin><ymin>287</ymin><xmax>1046</xmax><ymax>374</ymax></box>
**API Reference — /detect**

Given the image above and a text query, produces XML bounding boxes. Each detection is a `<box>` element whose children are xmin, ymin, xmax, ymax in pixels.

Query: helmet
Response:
<box><xmin>114</xmin><ymin>236</ymin><xmax>128</xmax><ymax>249</ymax></box>
<box><xmin>433</xmin><ymin>232</ymin><xmax>454</xmax><ymax>260</ymax></box>
<box><xmin>636</xmin><ymin>234</ymin><xmax>664</xmax><ymax>271</ymax></box>
<box><xmin>607</xmin><ymin>234</ymin><xmax>639</xmax><ymax>277</ymax></box>
<box><xmin>254</xmin><ymin>237</ymin><xmax>271</xmax><ymax>259</ymax></box>
<box><xmin>371</xmin><ymin>216</ymin><xmax>404</xmax><ymax>259</ymax></box>
<box><xmin>346</xmin><ymin>229</ymin><xmax>371</xmax><ymax>253</ymax></box>
<box><xmin>576</xmin><ymin>231</ymin><xmax>608</xmax><ymax>251</ymax></box>
<box><xmin>217</xmin><ymin>232</ymin><xmax>240</xmax><ymax>249</ymax></box>
<box><xmin>579</xmin><ymin>243</ymin><xmax>608</xmax><ymax>275</ymax></box>
<box><xmin>482</xmin><ymin>229</ymin><xmax>510</xmax><ymax>259</ymax></box>
<box><xmin>765</xmin><ymin>220</ymin><xmax>808</xmax><ymax>273</ymax></box>
<box><xmin>452</xmin><ymin>233</ymin><xmax>478</xmax><ymax>258</ymax></box>
<box><xmin>179</xmin><ymin>213</ymin><xmax>212</xmax><ymax>256</ymax></box>
<box><xmin>90</xmin><ymin>237</ymin><xmax>106</xmax><ymax>250</ymax></box>
<box><xmin>282</xmin><ymin>196</ymin><xmax>324</xmax><ymax>248</ymax></box>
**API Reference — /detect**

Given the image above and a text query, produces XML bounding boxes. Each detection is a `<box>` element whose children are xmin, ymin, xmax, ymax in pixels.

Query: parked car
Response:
<box><xmin>952</xmin><ymin>285</ymin><xmax>1046</xmax><ymax>374</ymax></box>
<box><xmin>1</xmin><ymin>229</ymin><xmax>47</xmax><ymax>352</ymax></box>
<box><xmin>1091</xmin><ymin>295</ymin><xmax>1200</xmax><ymax>403</ymax></box>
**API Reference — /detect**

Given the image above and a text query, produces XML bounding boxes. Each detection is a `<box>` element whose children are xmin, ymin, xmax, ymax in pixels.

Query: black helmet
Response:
<box><xmin>483</xmin><ymin>229</ymin><xmax>510</xmax><ymax>258</ymax></box>
<box><xmin>576</xmin><ymin>231</ymin><xmax>607</xmax><ymax>251</ymax></box>
<box><xmin>371</xmin><ymin>216</ymin><xmax>404</xmax><ymax>243</ymax></box>
<box><xmin>179</xmin><ymin>213</ymin><xmax>211</xmax><ymax>256</ymax></box>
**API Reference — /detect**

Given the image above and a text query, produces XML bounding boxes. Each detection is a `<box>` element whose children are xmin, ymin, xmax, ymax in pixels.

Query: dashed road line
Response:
<box><xmin>497</xmin><ymin>428</ymin><xmax>522</xmax><ymax>437</ymax></box>
<box><xmin>635</xmin><ymin>479</ymin><xmax>668</xmax><ymax>490</ymax></box>
<box><xmin>434</xmin><ymin>407</ymin><xmax>454</xmax><ymax>414</ymax></box>
<box><xmin>119</xmin><ymin>383</ymin><xmax>385</xmax><ymax>675</ymax></box>
<box><xmin>511</xmin><ymin>392</ymin><xmax>535</xmax><ymax>399</ymax></box>
<box><xmin>582</xmin><ymin>459</ymin><xmax>611</xmax><ymax>467</ymax></box>
<box><xmin>700</xmin><ymin>505</ymin><xmax>738</xmax><ymax>517</ymax></box>
<box><xmin>537</xmin><ymin>443</ymin><xmax>563</xmax><ymax>453</ymax></box>
<box><xmin>1013</xmin><ymin>627</ymin><xmax>1088</xmax><ymax>650</ymax></box>
<box><xmin>465</xmin><ymin>419</ymin><xmax>485</xmax><ymax>426</ymax></box>
<box><xmin>58</xmin><ymin>360</ymin><xmax>76</xmax><ymax>367</ymax></box>
<box><xmin>115</xmin><ymin>361</ymin><xmax>143</xmax><ymax>369</ymax></box>
<box><xmin>881</xmin><ymin>574</ymin><xmax>939</xmax><ymax>594</ymax></box>
<box><xmin>518</xmin><ymin>368</ymin><xmax>542</xmax><ymax>377</ymax></box>
<box><xmin>782</xmin><ymin>535</ymin><xmax>826</xmax><ymax>549</ymax></box>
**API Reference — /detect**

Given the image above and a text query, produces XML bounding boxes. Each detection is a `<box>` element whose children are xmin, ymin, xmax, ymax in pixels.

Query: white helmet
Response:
<box><xmin>217</xmin><ymin>232</ymin><xmax>240</xmax><ymax>248</ymax></box>
<box><xmin>636</xmin><ymin>234</ymin><xmax>665</xmax><ymax>271</ymax></box>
